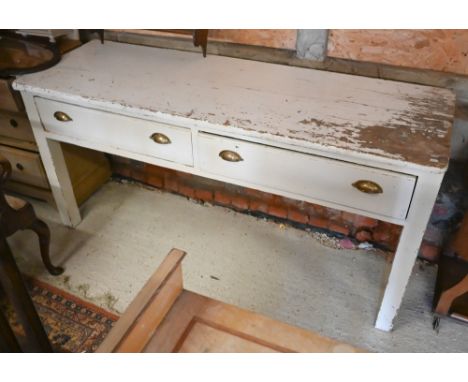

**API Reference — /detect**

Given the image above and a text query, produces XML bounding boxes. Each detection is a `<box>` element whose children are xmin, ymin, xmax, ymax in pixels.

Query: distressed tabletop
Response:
<box><xmin>14</xmin><ymin>40</ymin><xmax>455</xmax><ymax>169</ymax></box>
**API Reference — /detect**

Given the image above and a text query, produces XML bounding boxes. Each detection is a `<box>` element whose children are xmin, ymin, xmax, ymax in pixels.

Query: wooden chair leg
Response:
<box><xmin>435</xmin><ymin>274</ymin><xmax>468</xmax><ymax>315</ymax></box>
<box><xmin>28</xmin><ymin>219</ymin><xmax>64</xmax><ymax>276</ymax></box>
<box><xmin>0</xmin><ymin>306</ymin><xmax>21</xmax><ymax>352</ymax></box>
<box><xmin>0</xmin><ymin>237</ymin><xmax>52</xmax><ymax>352</ymax></box>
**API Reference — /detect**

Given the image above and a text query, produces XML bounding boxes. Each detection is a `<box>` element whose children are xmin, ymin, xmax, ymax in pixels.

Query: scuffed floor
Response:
<box><xmin>8</xmin><ymin>180</ymin><xmax>468</xmax><ymax>352</ymax></box>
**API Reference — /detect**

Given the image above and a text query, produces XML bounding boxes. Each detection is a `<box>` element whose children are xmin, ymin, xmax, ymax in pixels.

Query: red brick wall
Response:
<box><xmin>111</xmin><ymin>156</ymin><xmax>403</xmax><ymax>252</ymax></box>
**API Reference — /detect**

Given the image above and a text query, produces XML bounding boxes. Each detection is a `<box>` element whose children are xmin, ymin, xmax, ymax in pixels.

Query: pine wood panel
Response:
<box><xmin>145</xmin><ymin>291</ymin><xmax>362</xmax><ymax>353</ymax></box>
<box><xmin>98</xmin><ymin>249</ymin><xmax>364</xmax><ymax>353</ymax></box>
<box><xmin>97</xmin><ymin>249</ymin><xmax>186</xmax><ymax>352</ymax></box>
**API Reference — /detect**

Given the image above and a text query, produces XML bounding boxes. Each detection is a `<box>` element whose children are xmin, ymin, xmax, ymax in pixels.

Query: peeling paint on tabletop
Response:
<box><xmin>14</xmin><ymin>40</ymin><xmax>455</xmax><ymax>169</ymax></box>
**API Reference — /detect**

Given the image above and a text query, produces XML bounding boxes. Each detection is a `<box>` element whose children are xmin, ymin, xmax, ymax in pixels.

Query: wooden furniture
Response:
<box><xmin>433</xmin><ymin>212</ymin><xmax>468</xmax><ymax>322</ymax></box>
<box><xmin>0</xmin><ymin>231</ymin><xmax>52</xmax><ymax>352</ymax></box>
<box><xmin>98</xmin><ymin>249</ymin><xmax>363</xmax><ymax>353</ymax></box>
<box><xmin>149</xmin><ymin>30</ymin><xmax>209</xmax><ymax>56</ymax></box>
<box><xmin>14</xmin><ymin>41</ymin><xmax>455</xmax><ymax>331</ymax></box>
<box><xmin>0</xmin><ymin>38</ymin><xmax>110</xmax><ymax>204</ymax></box>
<box><xmin>0</xmin><ymin>154</ymin><xmax>63</xmax><ymax>275</ymax></box>
<box><xmin>0</xmin><ymin>33</ymin><xmax>61</xmax><ymax>76</ymax></box>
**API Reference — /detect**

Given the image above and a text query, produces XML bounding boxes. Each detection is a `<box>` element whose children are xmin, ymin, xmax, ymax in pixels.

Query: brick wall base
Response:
<box><xmin>110</xmin><ymin>156</ymin><xmax>410</xmax><ymax>253</ymax></box>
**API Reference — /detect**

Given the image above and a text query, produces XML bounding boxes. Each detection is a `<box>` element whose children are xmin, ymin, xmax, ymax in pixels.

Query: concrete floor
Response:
<box><xmin>8</xmin><ymin>180</ymin><xmax>468</xmax><ymax>352</ymax></box>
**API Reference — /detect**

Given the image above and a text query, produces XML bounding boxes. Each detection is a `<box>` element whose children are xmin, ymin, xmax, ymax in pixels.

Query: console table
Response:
<box><xmin>13</xmin><ymin>40</ymin><xmax>455</xmax><ymax>331</ymax></box>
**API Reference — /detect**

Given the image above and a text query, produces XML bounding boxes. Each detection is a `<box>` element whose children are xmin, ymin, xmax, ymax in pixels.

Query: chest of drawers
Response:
<box><xmin>14</xmin><ymin>40</ymin><xmax>455</xmax><ymax>332</ymax></box>
<box><xmin>0</xmin><ymin>65</ymin><xmax>110</xmax><ymax>205</ymax></box>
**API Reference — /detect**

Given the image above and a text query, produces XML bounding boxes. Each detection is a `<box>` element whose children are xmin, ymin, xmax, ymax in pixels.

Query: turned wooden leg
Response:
<box><xmin>28</xmin><ymin>219</ymin><xmax>64</xmax><ymax>276</ymax></box>
<box><xmin>0</xmin><ymin>237</ymin><xmax>52</xmax><ymax>352</ymax></box>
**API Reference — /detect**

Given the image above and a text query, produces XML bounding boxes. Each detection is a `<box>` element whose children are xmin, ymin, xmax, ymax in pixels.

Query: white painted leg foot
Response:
<box><xmin>375</xmin><ymin>174</ymin><xmax>444</xmax><ymax>331</ymax></box>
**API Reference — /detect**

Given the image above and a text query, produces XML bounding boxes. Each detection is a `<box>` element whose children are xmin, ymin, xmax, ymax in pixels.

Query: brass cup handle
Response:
<box><xmin>150</xmin><ymin>133</ymin><xmax>171</xmax><ymax>144</ymax></box>
<box><xmin>352</xmin><ymin>180</ymin><xmax>383</xmax><ymax>194</ymax></box>
<box><xmin>219</xmin><ymin>150</ymin><xmax>243</xmax><ymax>162</ymax></box>
<box><xmin>54</xmin><ymin>111</ymin><xmax>72</xmax><ymax>122</ymax></box>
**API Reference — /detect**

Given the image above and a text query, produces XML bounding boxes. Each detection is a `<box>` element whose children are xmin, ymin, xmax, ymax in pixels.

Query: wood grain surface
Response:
<box><xmin>14</xmin><ymin>41</ymin><xmax>455</xmax><ymax>168</ymax></box>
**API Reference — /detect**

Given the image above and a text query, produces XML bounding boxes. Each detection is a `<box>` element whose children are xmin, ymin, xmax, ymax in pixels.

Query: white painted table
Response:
<box><xmin>14</xmin><ymin>41</ymin><xmax>455</xmax><ymax>331</ymax></box>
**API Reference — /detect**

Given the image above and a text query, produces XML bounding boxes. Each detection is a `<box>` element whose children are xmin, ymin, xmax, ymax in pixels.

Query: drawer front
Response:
<box><xmin>0</xmin><ymin>79</ymin><xmax>24</xmax><ymax>113</ymax></box>
<box><xmin>0</xmin><ymin>112</ymin><xmax>35</xmax><ymax>142</ymax></box>
<box><xmin>35</xmin><ymin>98</ymin><xmax>193</xmax><ymax>166</ymax></box>
<box><xmin>0</xmin><ymin>145</ymin><xmax>49</xmax><ymax>189</ymax></box>
<box><xmin>198</xmin><ymin>133</ymin><xmax>416</xmax><ymax>220</ymax></box>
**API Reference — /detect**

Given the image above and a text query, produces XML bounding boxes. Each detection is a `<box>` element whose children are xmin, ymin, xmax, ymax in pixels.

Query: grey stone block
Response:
<box><xmin>296</xmin><ymin>30</ymin><xmax>328</xmax><ymax>61</ymax></box>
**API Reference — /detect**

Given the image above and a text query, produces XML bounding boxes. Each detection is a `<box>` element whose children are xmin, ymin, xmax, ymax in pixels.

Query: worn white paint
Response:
<box><xmin>32</xmin><ymin>125</ymin><xmax>413</xmax><ymax>226</ymax></box>
<box><xmin>375</xmin><ymin>173</ymin><xmax>444</xmax><ymax>331</ymax></box>
<box><xmin>21</xmin><ymin>94</ymin><xmax>81</xmax><ymax>227</ymax></box>
<box><xmin>15</xmin><ymin>41</ymin><xmax>454</xmax><ymax>331</ymax></box>
<box><xmin>35</xmin><ymin>97</ymin><xmax>194</xmax><ymax>166</ymax></box>
<box><xmin>198</xmin><ymin>133</ymin><xmax>416</xmax><ymax>220</ymax></box>
<box><xmin>14</xmin><ymin>40</ymin><xmax>454</xmax><ymax>170</ymax></box>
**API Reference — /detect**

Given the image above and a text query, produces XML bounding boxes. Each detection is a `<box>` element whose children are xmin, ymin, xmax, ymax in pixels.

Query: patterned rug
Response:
<box><xmin>1</xmin><ymin>279</ymin><xmax>119</xmax><ymax>352</ymax></box>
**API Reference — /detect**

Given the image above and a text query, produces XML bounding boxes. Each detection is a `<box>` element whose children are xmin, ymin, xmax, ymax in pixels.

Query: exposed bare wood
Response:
<box><xmin>99</xmin><ymin>250</ymin><xmax>364</xmax><ymax>353</ymax></box>
<box><xmin>14</xmin><ymin>41</ymin><xmax>454</xmax><ymax>169</ymax></box>
<box><xmin>435</xmin><ymin>275</ymin><xmax>468</xmax><ymax>315</ymax></box>
<box><xmin>147</xmin><ymin>291</ymin><xmax>363</xmax><ymax>353</ymax></box>
<box><xmin>104</xmin><ymin>29</ymin><xmax>468</xmax><ymax>102</ymax></box>
<box><xmin>96</xmin><ymin>248</ymin><xmax>186</xmax><ymax>352</ymax></box>
<box><xmin>15</xmin><ymin>41</ymin><xmax>454</xmax><ymax>332</ymax></box>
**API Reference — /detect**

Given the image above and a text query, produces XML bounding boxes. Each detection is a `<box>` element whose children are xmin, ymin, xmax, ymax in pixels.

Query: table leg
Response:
<box><xmin>375</xmin><ymin>173</ymin><xmax>444</xmax><ymax>331</ymax></box>
<box><xmin>21</xmin><ymin>93</ymin><xmax>81</xmax><ymax>227</ymax></box>
<box><xmin>0</xmin><ymin>236</ymin><xmax>53</xmax><ymax>352</ymax></box>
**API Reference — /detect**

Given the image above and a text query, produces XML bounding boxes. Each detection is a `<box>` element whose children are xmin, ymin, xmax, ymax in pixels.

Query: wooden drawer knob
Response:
<box><xmin>54</xmin><ymin>111</ymin><xmax>72</xmax><ymax>122</ymax></box>
<box><xmin>352</xmin><ymin>180</ymin><xmax>383</xmax><ymax>194</ymax></box>
<box><xmin>150</xmin><ymin>133</ymin><xmax>171</xmax><ymax>144</ymax></box>
<box><xmin>219</xmin><ymin>150</ymin><xmax>243</xmax><ymax>162</ymax></box>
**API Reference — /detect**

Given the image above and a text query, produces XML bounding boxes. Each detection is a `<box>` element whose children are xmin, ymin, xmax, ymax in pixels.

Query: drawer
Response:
<box><xmin>35</xmin><ymin>98</ymin><xmax>193</xmax><ymax>166</ymax></box>
<box><xmin>0</xmin><ymin>145</ymin><xmax>49</xmax><ymax>189</ymax></box>
<box><xmin>0</xmin><ymin>112</ymin><xmax>35</xmax><ymax>142</ymax></box>
<box><xmin>198</xmin><ymin>133</ymin><xmax>416</xmax><ymax>220</ymax></box>
<box><xmin>0</xmin><ymin>79</ymin><xmax>24</xmax><ymax>113</ymax></box>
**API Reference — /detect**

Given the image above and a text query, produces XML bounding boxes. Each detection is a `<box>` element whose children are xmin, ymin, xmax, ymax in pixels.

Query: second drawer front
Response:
<box><xmin>0</xmin><ymin>112</ymin><xmax>35</xmax><ymax>142</ymax></box>
<box><xmin>198</xmin><ymin>133</ymin><xmax>416</xmax><ymax>220</ymax></box>
<box><xmin>0</xmin><ymin>145</ymin><xmax>49</xmax><ymax>189</ymax></box>
<box><xmin>35</xmin><ymin>98</ymin><xmax>193</xmax><ymax>166</ymax></box>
